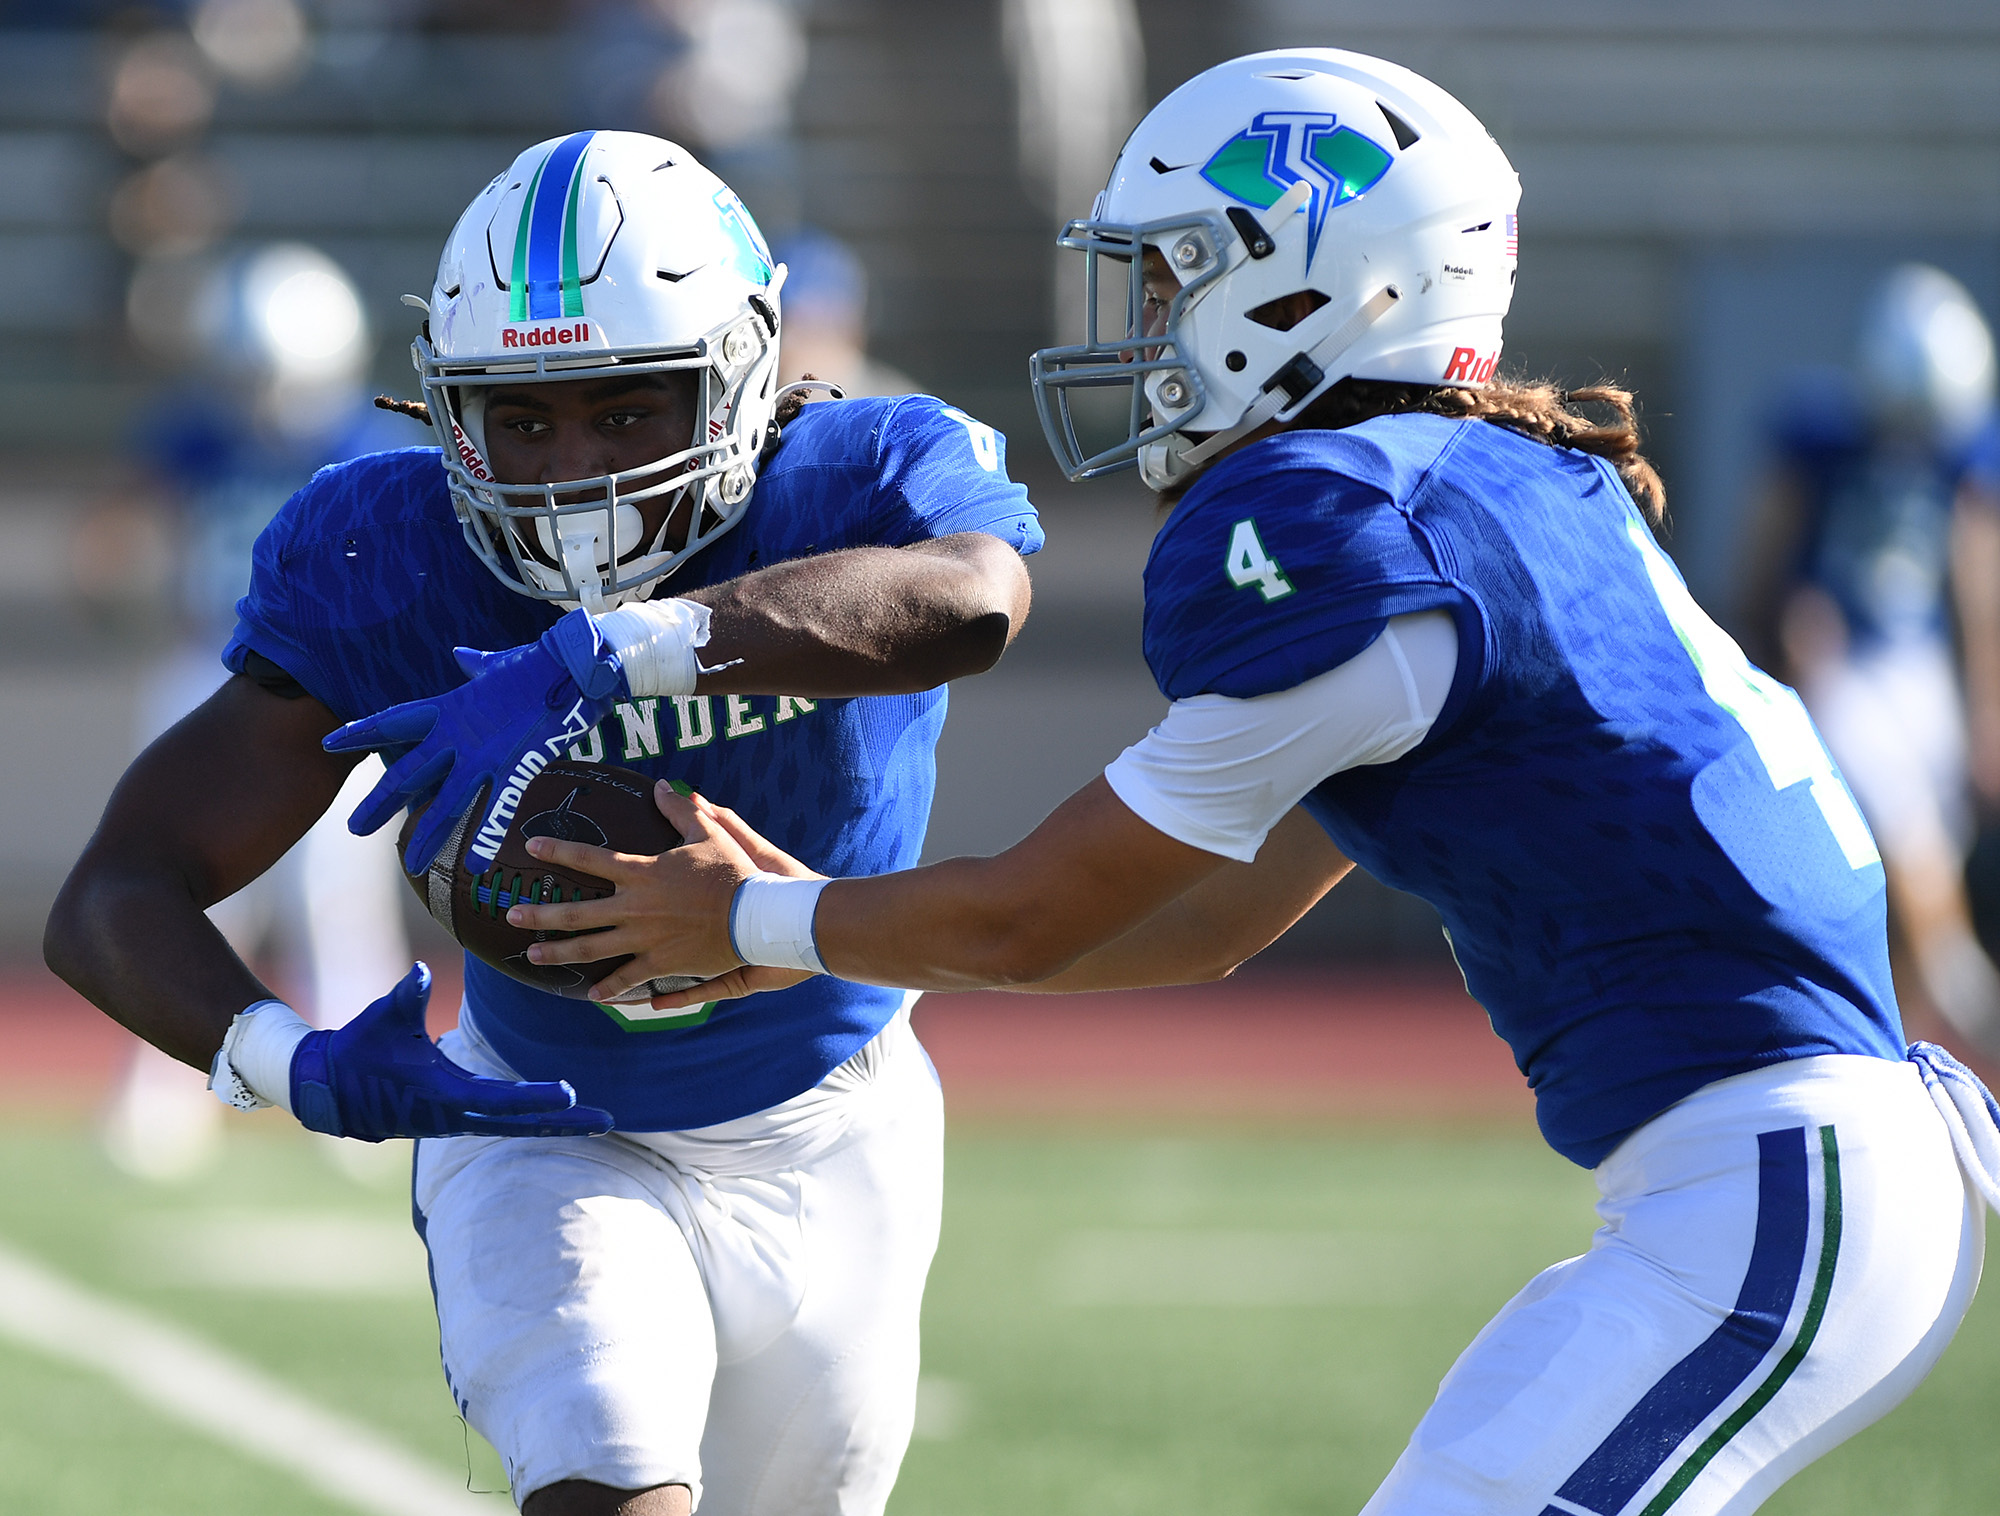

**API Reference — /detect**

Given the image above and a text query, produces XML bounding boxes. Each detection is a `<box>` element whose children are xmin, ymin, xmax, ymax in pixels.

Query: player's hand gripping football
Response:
<box><xmin>323</xmin><ymin>607</ymin><xmax>628</xmax><ymax>872</ymax></box>
<box><xmin>504</xmin><ymin>783</ymin><xmax>818</xmax><ymax>1007</ymax></box>
<box><xmin>290</xmin><ymin>963</ymin><xmax>615</xmax><ymax>1141</ymax></box>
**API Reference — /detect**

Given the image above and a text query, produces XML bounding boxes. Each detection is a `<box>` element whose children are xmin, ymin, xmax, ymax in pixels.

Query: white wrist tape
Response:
<box><xmin>728</xmin><ymin>874</ymin><xmax>829</xmax><ymax>973</ymax></box>
<box><xmin>597</xmin><ymin>597</ymin><xmax>714</xmax><ymax>698</ymax></box>
<box><xmin>207</xmin><ymin>999</ymin><xmax>313</xmax><ymax>1114</ymax></box>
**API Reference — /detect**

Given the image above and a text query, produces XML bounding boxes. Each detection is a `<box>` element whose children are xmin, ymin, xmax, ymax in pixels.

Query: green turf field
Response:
<box><xmin>0</xmin><ymin>1117</ymin><xmax>1994</xmax><ymax>1514</ymax></box>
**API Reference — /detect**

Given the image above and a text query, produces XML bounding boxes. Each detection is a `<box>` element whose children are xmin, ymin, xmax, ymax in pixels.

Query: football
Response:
<box><xmin>400</xmin><ymin>761</ymin><xmax>704</xmax><ymax>1003</ymax></box>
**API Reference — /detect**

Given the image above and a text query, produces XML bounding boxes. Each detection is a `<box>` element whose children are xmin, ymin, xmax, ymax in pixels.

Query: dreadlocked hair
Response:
<box><xmin>772</xmin><ymin>379</ymin><xmax>815</xmax><ymax>428</ymax></box>
<box><xmin>375</xmin><ymin>394</ymin><xmax>431</xmax><ymax>425</ymax></box>
<box><xmin>762</xmin><ymin>373</ymin><xmax>841</xmax><ymax>461</ymax></box>
<box><xmin>1293</xmin><ymin>374</ymin><xmax>1666</xmax><ymax>527</ymax></box>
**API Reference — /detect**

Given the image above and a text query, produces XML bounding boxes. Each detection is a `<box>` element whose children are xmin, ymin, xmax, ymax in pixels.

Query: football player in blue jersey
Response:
<box><xmin>523</xmin><ymin>55</ymin><xmax>2000</xmax><ymax>1516</ymax></box>
<box><xmin>45</xmin><ymin>131</ymin><xmax>1040</xmax><ymax>1516</ymax></box>
<box><xmin>1738</xmin><ymin>267</ymin><xmax>2000</xmax><ymax>1056</ymax></box>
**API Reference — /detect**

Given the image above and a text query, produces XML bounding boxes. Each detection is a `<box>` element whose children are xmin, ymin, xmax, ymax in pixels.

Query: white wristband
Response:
<box><xmin>208</xmin><ymin>999</ymin><xmax>313</xmax><ymax>1114</ymax></box>
<box><xmin>728</xmin><ymin>873</ymin><xmax>829</xmax><ymax>973</ymax></box>
<box><xmin>597</xmin><ymin>597</ymin><xmax>714</xmax><ymax>698</ymax></box>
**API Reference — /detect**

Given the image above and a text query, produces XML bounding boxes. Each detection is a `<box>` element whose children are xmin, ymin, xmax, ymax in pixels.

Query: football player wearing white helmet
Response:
<box><xmin>1031</xmin><ymin>46</ymin><xmax>1517</xmax><ymax>493</ymax></box>
<box><xmin>48</xmin><ymin>130</ymin><xmax>1041</xmax><ymax>1516</ymax></box>
<box><xmin>530</xmin><ymin>54</ymin><xmax>2000</xmax><ymax>1515</ymax></box>
<box><xmin>416</xmin><ymin>131</ymin><xmax>789</xmax><ymax>614</ymax></box>
<box><xmin>1741</xmin><ymin>266</ymin><xmax>2000</xmax><ymax>1062</ymax></box>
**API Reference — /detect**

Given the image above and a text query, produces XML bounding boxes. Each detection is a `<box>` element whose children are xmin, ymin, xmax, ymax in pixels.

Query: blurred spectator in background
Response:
<box><xmin>1953</xmin><ymin>413</ymin><xmax>2000</xmax><ymax>978</ymax></box>
<box><xmin>101</xmin><ymin>244</ymin><xmax>411</xmax><ymax>1180</ymax></box>
<box><xmin>771</xmin><ymin>227</ymin><xmax>915</xmax><ymax>398</ymax></box>
<box><xmin>1740</xmin><ymin>263</ymin><xmax>2000</xmax><ymax>1056</ymax></box>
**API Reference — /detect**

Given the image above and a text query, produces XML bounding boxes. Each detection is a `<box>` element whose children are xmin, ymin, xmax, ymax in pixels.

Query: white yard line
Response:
<box><xmin>0</xmin><ymin>1238</ymin><xmax>496</xmax><ymax>1516</ymax></box>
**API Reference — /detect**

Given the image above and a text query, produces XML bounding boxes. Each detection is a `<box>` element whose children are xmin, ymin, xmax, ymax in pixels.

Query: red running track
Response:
<box><xmin>0</xmin><ymin>963</ymin><xmax>1532</xmax><ymax>1124</ymax></box>
<box><xmin>11</xmin><ymin>963</ymin><xmax>1990</xmax><ymax>1128</ymax></box>
<box><xmin>913</xmin><ymin>972</ymin><xmax>1532</xmax><ymax>1122</ymax></box>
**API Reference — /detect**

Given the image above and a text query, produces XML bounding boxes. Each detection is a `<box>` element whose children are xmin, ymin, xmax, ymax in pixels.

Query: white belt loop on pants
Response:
<box><xmin>1906</xmin><ymin>1039</ymin><xmax>2000</xmax><ymax>1211</ymax></box>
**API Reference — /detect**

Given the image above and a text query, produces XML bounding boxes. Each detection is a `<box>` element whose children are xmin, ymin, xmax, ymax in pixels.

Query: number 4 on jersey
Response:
<box><xmin>1226</xmin><ymin>518</ymin><xmax>1294</xmax><ymax>602</ymax></box>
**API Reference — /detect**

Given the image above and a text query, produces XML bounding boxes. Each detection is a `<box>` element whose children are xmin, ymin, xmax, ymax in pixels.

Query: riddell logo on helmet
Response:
<box><xmin>1444</xmin><ymin>347</ymin><xmax>1498</xmax><ymax>383</ymax></box>
<box><xmin>501</xmin><ymin>323</ymin><xmax>591</xmax><ymax>349</ymax></box>
<box><xmin>449</xmin><ymin>419</ymin><xmax>493</xmax><ymax>481</ymax></box>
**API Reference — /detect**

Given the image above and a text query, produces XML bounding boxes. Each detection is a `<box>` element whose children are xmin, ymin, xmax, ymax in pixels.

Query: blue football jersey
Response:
<box><xmin>226</xmin><ymin>395</ymin><xmax>1042</xmax><ymax>1130</ymax></box>
<box><xmin>1768</xmin><ymin>371</ymin><xmax>1966</xmax><ymax>649</ymax></box>
<box><xmin>1144</xmin><ymin>415</ymin><xmax>1904</xmax><ymax>1168</ymax></box>
<box><xmin>1964</xmin><ymin>414</ymin><xmax>2000</xmax><ymax>498</ymax></box>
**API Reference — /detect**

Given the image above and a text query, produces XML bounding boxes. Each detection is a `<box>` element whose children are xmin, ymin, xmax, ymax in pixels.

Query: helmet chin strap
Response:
<box><xmin>1175</xmin><ymin>386</ymin><xmax>1290</xmax><ymax>470</ymax></box>
<box><xmin>1171</xmin><ymin>283</ymin><xmax>1404</xmax><ymax>472</ymax></box>
<box><xmin>1261</xmin><ymin>177</ymin><xmax>1313</xmax><ymax>234</ymax></box>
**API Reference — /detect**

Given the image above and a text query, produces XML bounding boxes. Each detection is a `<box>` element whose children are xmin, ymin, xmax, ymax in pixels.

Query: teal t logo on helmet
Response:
<box><xmin>712</xmin><ymin>187</ymin><xmax>774</xmax><ymax>287</ymax></box>
<box><xmin>1200</xmin><ymin>111</ymin><xmax>1393</xmax><ymax>267</ymax></box>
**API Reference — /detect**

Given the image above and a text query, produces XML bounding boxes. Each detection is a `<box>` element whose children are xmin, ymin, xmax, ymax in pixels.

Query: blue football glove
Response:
<box><xmin>324</xmin><ymin>607</ymin><xmax>628</xmax><ymax>872</ymax></box>
<box><xmin>289</xmin><ymin>963</ymin><xmax>615</xmax><ymax>1141</ymax></box>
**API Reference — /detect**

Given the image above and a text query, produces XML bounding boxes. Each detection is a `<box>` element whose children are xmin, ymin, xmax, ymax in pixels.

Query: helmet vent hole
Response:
<box><xmin>1148</xmin><ymin>156</ymin><xmax>1182</xmax><ymax>175</ymax></box>
<box><xmin>1225</xmin><ymin>351</ymin><xmax>1247</xmax><ymax>372</ymax></box>
<box><xmin>1258</xmin><ymin>70</ymin><xmax>1312</xmax><ymax>81</ymax></box>
<box><xmin>441</xmin><ymin>283</ymin><xmax>461</xmax><ymax>299</ymax></box>
<box><xmin>1378</xmin><ymin>103</ymin><xmax>1422</xmax><ymax>150</ymax></box>
<box><xmin>1246</xmin><ymin>289</ymin><xmax>1331</xmax><ymax>332</ymax></box>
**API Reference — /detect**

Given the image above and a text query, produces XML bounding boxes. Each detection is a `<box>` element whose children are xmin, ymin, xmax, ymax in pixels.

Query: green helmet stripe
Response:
<box><xmin>508</xmin><ymin>150</ymin><xmax>549</xmax><ymax>324</ymax></box>
<box><xmin>560</xmin><ymin>155</ymin><xmax>588</xmax><ymax>318</ymax></box>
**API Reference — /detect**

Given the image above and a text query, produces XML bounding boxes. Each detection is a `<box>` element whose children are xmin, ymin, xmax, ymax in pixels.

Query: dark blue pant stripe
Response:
<box><xmin>1534</xmin><ymin>1126</ymin><xmax>1811</xmax><ymax>1516</ymax></box>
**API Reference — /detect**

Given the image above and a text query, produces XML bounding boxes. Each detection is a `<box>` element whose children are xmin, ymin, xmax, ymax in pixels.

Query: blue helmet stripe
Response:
<box><xmin>525</xmin><ymin>132</ymin><xmax>595</xmax><ymax>321</ymax></box>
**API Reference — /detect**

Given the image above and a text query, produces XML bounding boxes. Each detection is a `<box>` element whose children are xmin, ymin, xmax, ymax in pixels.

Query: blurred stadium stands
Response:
<box><xmin>1</xmin><ymin>0</ymin><xmax>1997</xmax><ymax>965</ymax></box>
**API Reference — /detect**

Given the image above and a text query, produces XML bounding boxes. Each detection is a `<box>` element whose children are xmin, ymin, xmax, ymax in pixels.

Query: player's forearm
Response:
<box><xmin>999</xmin><ymin>808</ymin><xmax>1356</xmax><ymax>992</ymax></box>
<box><xmin>44</xmin><ymin>858</ymin><xmax>274</xmax><ymax>1070</ymax></box>
<box><xmin>810</xmin><ymin>778</ymin><xmax>1229</xmax><ymax>991</ymax></box>
<box><xmin>1953</xmin><ymin>495</ymin><xmax>2000</xmax><ymax>709</ymax></box>
<box><xmin>1735</xmin><ymin>473</ymin><xmax>1806</xmax><ymax>672</ymax></box>
<box><xmin>684</xmin><ymin>533</ymin><xmax>1030</xmax><ymax>696</ymax></box>
<box><xmin>45</xmin><ymin>677</ymin><xmax>352</xmax><ymax>1070</ymax></box>
<box><xmin>813</xmin><ymin>856</ymin><xmax>1124</xmax><ymax>990</ymax></box>
<box><xmin>990</xmin><ymin>913</ymin><xmax>1250</xmax><ymax>993</ymax></box>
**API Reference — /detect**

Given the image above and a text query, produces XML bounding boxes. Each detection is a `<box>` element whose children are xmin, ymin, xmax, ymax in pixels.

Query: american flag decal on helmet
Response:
<box><xmin>1504</xmin><ymin>213</ymin><xmax>1518</xmax><ymax>258</ymax></box>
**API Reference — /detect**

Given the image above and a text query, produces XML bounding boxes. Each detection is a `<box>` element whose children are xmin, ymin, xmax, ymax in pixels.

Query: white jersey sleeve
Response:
<box><xmin>1103</xmin><ymin>609</ymin><xmax>1459</xmax><ymax>861</ymax></box>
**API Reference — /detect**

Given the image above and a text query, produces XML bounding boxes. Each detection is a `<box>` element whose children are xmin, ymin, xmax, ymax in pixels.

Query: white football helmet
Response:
<box><xmin>1856</xmin><ymin>263</ymin><xmax>1996</xmax><ymax>449</ymax></box>
<box><xmin>1031</xmin><ymin>49</ymin><xmax>1521</xmax><ymax>489</ymax></box>
<box><xmin>414</xmin><ymin>130</ymin><xmax>786</xmax><ymax>612</ymax></box>
<box><xmin>190</xmin><ymin>241</ymin><xmax>371</xmax><ymax>443</ymax></box>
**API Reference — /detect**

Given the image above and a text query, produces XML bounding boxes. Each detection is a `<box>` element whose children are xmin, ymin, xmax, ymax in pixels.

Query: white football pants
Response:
<box><xmin>1363</xmin><ymin>1053</ymin><xmax>1985</xmax><ymax>1516</ymax></box>
<box><xmin>412</xmin><ymin>1000</ymin><xmax>942</xmax><ymax>1513</ymax></box>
